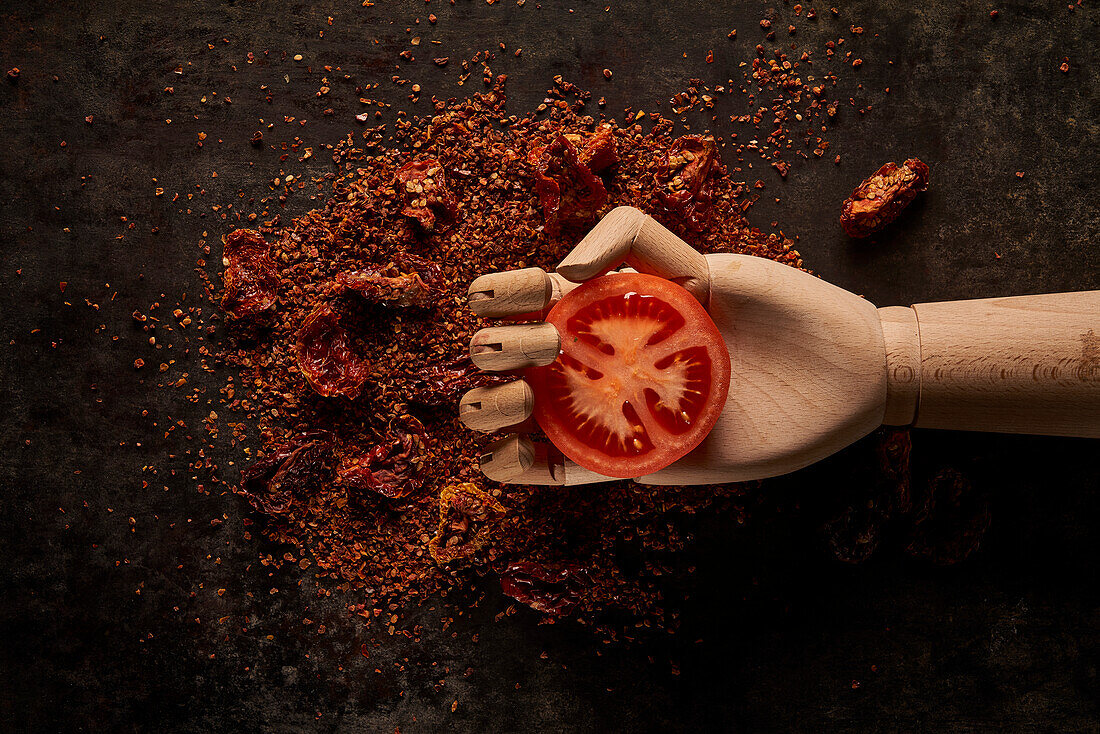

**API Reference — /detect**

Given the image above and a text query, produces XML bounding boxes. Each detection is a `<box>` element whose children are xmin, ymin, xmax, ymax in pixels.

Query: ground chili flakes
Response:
<box><xmin>207</xmin><ymin>77</ymin><xmax>814</xmax><ymax>637</ymax></box>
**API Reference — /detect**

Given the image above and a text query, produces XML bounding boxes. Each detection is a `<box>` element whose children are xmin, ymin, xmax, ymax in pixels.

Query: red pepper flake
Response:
<box><xmin>1059</xmin><ymin>58</ymin><xmax>1070</xmax><ymax>73</ymax></box>
<box><xmin>602</xmin><ymin>68</ymin><xmax>613</xmax><ymax>78</ymax></box>
<box><xmin>433</xmin><ymin>57</ymin><xmax>449</xmax><ymax>66</ymax></box>
<box><xmin>6</xmin><ymin>67</ymin><xmax>19</xmax><ymax>80</ymax></box>
<box><xmin>134</xmin><ymin>358</ymin><xmax>145</xmax><ymax>369</ymax></box>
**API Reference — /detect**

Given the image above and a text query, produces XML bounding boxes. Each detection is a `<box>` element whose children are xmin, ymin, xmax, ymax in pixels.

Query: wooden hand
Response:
<box><xmin>461</xmin><ymin>206</ymin><xmax>1100</xmax><ymax>486</ymax></box>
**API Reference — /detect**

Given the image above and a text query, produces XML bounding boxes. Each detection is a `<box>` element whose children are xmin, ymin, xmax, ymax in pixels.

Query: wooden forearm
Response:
<box><xmin>880</xmin><ymin>291</ymin><xmax>1100</xmax><ymax>437</ymax></box>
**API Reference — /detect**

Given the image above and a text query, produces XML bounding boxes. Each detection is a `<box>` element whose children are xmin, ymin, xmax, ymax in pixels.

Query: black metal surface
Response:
<box><xmin>1</xmin><ymin>0</ymin><xmax>1097</xmax><ymax>731</ymax></box>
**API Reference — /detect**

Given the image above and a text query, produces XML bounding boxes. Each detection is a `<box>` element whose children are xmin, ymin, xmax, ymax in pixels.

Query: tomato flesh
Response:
<box><xmin>528</xmin><ymin>273</ymin><xmax>730</xmax><ymax>478</ymax></box>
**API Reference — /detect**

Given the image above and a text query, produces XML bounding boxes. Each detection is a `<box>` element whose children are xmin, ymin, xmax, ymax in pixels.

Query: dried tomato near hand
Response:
<box><xmin>395</xmin><ymin>159</ymin><xmax>457</xmax><ymax>232</ymax></box>
<box><xmin>529</xmin><ymin>133</ymin><xmax>608</xmax><ymax>231</ymax></box>
<box><xmin>336</xmin><ymin>254</ymin><xmax>444</xmax><ymax>308</ymax></box>
<box><xmin>238</xmin><ymin>431</ymin><xmax>332</xmax><ymax>515</ymax></box>
<box><xmin>500</xmin><ymin>561</ymin><xmax>590</xmax><ymax>617</ymax></box>
<box><xmin>295</xmin><ymin>305</ymin><xmax>370</xmax><ymax>399</ymax></box>
<box><xmin>656</xmin><ymin>135</ymin><xmax>719</xmax><ymax>231</ymax></box>
<box><xmin>339</xmin><ymin>423</ymin><xmax>428</xmax><ymax>500</ymax></box>
<box><xmin>566</xmin><ymin>124</ymin><xmax>618</xmax><ymax>174</ymax></box>
<box><xmin>221</xmin><ymin>229</ymin><xmax>278</xmax><ymax>319</ymax></box>
<box><xmin>405</xmin><ymin>354</ymin><xmax>510</xmax><ymax>406</ymax></box>
<box><xmin>840</xmin><ymin>158</ymin><xmax>929</xmax><ymax>238</ymax></box>
<box><xmin>876</xmin><ymin>428</ymin><xmax>913</xmax><ymax>514</ymax></box>
<box><xmin>429</xmin><ymin>483</ymin><xmax>506</xmax><ymax>564</ymax></box>
<box><xmin>906</xmin><ymin>468</ymin><xmax>991</xmax><ymax>565</ymax></box>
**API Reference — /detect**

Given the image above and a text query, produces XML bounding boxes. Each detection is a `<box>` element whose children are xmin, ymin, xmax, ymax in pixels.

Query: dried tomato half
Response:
<box><xmin>405</xmin><ymin>354</ymin><xmax>510</xmax><ymax>406</ymax></box>
<box><xmin>221</xmin><ymin>229</ymin><xmax>278</xmax><ymax>319</ymax></box>
<box><xmin>500</xmin><ymin>561</ymin><xmax>589</xmax><ymax>617</ymax></box>
<box><xmin>337</xmin><ymin>254</ymin><xmax>444</xmax><ymax>308</ymax></box>
<box><xmin>238</xmin><ymin>430</ymin><xmax>332</xmax><ymax>515</ymax></box>
<box><xmin>840</xmin><ymin>158</ymin><xmax>929</xmax><ymax>238</ymax></box>
<box><xmin>656</xmin><ymin>135</ymin><xmax>719</xmax><ymax>231</ymax></box>
<box><xmin>428</xmin><ymin>482</ymin><xmax>506</xmax><ymax>564</ymax></box>
<box><xmin>529</xmin><ymin>133</ymin><xmax>608</xmax><ymax>231</ymax></box>
<box><xmin>395</xmin><ymin>159</ymin><xmax>457</xmax><ymax>232</ymax></box>
<box><xmin>906</xmin><ymin>468</ymin><xmax>990</xmax><ymax>565</ymax></box>
<box><xmin>295</xmin><ymin>304</ymin><xmax>370</xmax><ymax>399</ymax></box>
<box><xmin>566</xmin><ymin>124</ymin><xmax>618</xmax><ymax>174</ymax></box>
<box><xmin>339</xmin><ymin>425</ymin><xmax>428</xmax><ymax>500</ymax></box>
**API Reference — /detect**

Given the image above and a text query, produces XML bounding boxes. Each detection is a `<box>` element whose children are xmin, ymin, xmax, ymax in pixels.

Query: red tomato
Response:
<box><xmin>528</xmin><ymin>273</ymin><xmax>730</xmax><ymax>478</ymax></box>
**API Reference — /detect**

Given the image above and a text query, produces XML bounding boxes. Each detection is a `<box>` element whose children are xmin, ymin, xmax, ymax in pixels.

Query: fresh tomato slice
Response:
<box><xmin>528</xmin><ymin>273</ymin><xmax>730</xmax><ymax>478</ymax></box>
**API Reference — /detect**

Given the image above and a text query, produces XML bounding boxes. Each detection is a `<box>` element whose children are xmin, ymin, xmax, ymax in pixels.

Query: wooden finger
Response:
<box><xmin>478</xmin><ymin>436</ymin><xmax>619</xmax><ymax>485</ymax></box>
<box><xmin>479</xmin><ymin>434</ymin><xmax>561</xmax><ymax>484</ymax></box>
<box><xmin>555</xmin><ymin>206</ymin><xmax>710</xmax><ymax>304</ymax></box>
<box><xmin>468</xmin><ymin>267</ymin><xmax>553</xmax><ymax>318</ymax></box>
<box><xmin>630</xmin><ymin>215</ymin><xmax>710</xmax><ymax>304</ymax></box>
<box><xmin>469</xmin><ymin>323</ymin><xmax>560</xmax><ymax>371</ymax></box>
<box><xmin>458</xmin><ymin>380</ymin><xmax>535</xmax><ymax>433</ymax></box>
<box><xmin>556</xmin><ymin>206</ymin><xmax>645</xmax><ymax>281</ymax></box>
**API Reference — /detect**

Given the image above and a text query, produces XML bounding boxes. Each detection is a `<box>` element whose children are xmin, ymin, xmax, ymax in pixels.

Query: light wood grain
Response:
<box><xmin>879</xmin><ymin>305</ymin><xmax>921</xmax><ymax>426</ymax></box>
<box><xmin>478</xmin><ymin>436</ymin><xmax>622</xmax><ymax>485</ymax></box>
<box><xmin>468</xmin><ymin>267</ymin><xmax>553</xmax><ymax>318</ymax></box>
<box><xmin>479</xmin><ymin>434</ymin><xmax>534</xmax><ymax>482</ymax></box>
<box><xmin>469</xmin><ymin>323</ymin><xmax>560</xmax><ymax>371</ymax></box>
<box><xmin>458</xmin><ymin>380</ymin><xmax>535</xmax><ymax>432</ymax></box>
<box><xmin>630</xmin><ymin>215</ymin><xmax>710</xmax><ymax>303</ymax></box>
<box><xmin>912</xmin><ymin>291</ymin><xmax>1100</xmax><ymax>437</ymax></box>
<box><xmin>638</xmin><ymin>253</ymin><xmax>887</xmax><ymax>485</ymax></box>
<box><xmin>556</xmin><ymin>206</ymin><xmax>642</xmax><ymax>281</ymax></box>
<box><xmin>556</xmin><ymin>205</ymin><xmax>710</xmax><ymax>304</ymax></box>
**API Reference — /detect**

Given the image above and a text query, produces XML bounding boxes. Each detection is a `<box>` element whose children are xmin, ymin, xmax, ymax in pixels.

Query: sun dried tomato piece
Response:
<box><xmin>405</xmin><ymin>354</ymin><xmax>510</xmax><ymax>406</ymax></box>
<box><xmin>336</xmin><ymin>253</ymin><xmax>444</xmax><ymax>308</ymax></box>
<box><xmin>500</xmin><ymin>561</ymin><xmax>590</xmax><ymax>617</ymax></box>
<box><xmin>221</xmin><ymin>229</ymin><xmax>278</xmax><ymax>319</ymax></box>
<box><xmin>428</xmin><ymin>483</ymin><xmax>506</xmax><ymax>564</ymax></box>
<box><xmin>840</xmin><ymin>158</ymin><xmax>929</xmax><ymax>238</ymax></box>
<box><xmin>656</xmin><ymin>135</ymin><xmax>719</xmax><ymax>231</ymax></box>
<box><xmin>238</xmin><ymin>431</ymin><xmax>332</xmax><ymax>515</ymax></box>
<box><xmin>906</xmin><ymin>468</ymin><xmax>990</xmax><ymax>565</ymax></box>
<box><xmin>876</xmin><ymin>428</ymin><xmax>912</xmax><ymax>514</ymax></box>
<box><xmin>566</xmin><ymin>124</ymin><xmax>618</xmax><ymax>174</ymax></box>
<box><xmin>295</xmin><ymin>305</ymin><xmax>370</xmax><ymax>399</ymax></box>
<box><xmin>339</xmin><ymin>422</ymin><xmax>428</xmax><ymax>500</ymax></box>
<box><xmin>529</xmin><ymin>133</ymin><xmax>608</xmax><ymax>231</ymax></box>
<box><xmin>395</xmin><ymin>159</ymin><xmax>456</xmax><ymax>231</ymax></box>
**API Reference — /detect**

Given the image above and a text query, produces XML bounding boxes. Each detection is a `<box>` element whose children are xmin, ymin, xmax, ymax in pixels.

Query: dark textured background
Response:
<box><xmin>1</xmin><ymin>0</ymin><xmax>1097</xmax><ymax>731</ymax></box>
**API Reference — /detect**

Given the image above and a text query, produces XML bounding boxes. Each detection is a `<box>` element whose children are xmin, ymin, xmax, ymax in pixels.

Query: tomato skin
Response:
<box><xmin>528</xmin><ymin>273</ymin><xmax>730</xmax><ymax>478</ymax></box>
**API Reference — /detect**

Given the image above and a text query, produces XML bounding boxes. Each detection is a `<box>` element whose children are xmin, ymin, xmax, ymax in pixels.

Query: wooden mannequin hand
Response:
<box><xmin>460</xmin><ymin>207</ymin><xmax>1100</xmax><ymax>486</ymax></box>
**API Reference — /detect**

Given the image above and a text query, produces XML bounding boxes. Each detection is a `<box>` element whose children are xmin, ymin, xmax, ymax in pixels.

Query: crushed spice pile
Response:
<box><xmin>201</xmin><ymin>77</ymin><xmax>801</xmax><ymax>638</ymax></box>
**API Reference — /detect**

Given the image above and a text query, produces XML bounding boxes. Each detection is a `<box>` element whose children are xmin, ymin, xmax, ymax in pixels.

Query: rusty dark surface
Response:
<box><xmin>0</xmin><ymin>0</ymin><xmax>1097</xmax><ymax>731</ymax></box>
